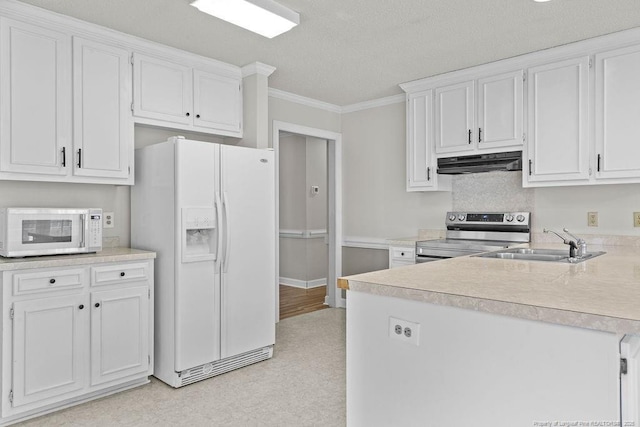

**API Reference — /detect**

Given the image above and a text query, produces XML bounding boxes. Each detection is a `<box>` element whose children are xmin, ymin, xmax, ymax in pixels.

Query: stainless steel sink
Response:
<box><xmin>474</xmin><ymin>247</ymin><xmax>606</xmax><ymax>263</ymax></box>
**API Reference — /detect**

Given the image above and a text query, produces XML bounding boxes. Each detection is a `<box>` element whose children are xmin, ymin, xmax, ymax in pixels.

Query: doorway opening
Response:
<box><xmin>273</xmin><ymin>121</ymin><xmax>343</xmax><ymax>321</ymax></box>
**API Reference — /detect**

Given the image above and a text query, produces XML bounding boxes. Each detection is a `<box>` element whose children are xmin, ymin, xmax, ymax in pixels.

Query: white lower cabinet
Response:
<box><xmin>1</xmin><ymin>259</ymin><xmax>154</xmax><ymax>424</ymax></box>
<box><xmin>11</xmin><ymin>294</ymin><xmax>88</xmax><ymax>408</ymax></box>
<box><xmin>90</xmin><ymin>286</ymin><xmax>149</xmax><ymax>386</ymax></box>
<box><xmin>388</xmin><ymin>246</ymin><xmax>415</xmax><ymax>269</ymax></box>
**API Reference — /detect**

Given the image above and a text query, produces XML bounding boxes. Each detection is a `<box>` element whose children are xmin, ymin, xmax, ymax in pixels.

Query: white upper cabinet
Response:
<box><xmin>0</xmin><ymin>18</ymin><xmax>71</xmax><ymax>176</ymax></box>
<box><xmin>133</xmin><ymin>53</ymin><xmax>242</xmax><ymax>137</ymax></box>
<box><xmin>73</xmin><ymin>37</ymin><xmax>132</xmax><ymax>181</ymax></box>
<box><xmin>0</xmin><ymin>5</ymin><xmax>244</xmax><ymax>186</ymax></box>
<box><xmin>407</xmin><ymin>91</ymin><xmax>438</xmax><ymax>191</ymax></box>
<box><xmin>477</xmin><ymin>70</ymin><xmax>523</xmax><ymax>150</ymax></box>
<box><xmin>595</xmin><ymin>45</ymin><xmax>640</xmax><ymax>180</ymax></box>
<box><xmin>193</xmin><ymin>70</ymin><xmax>242</xmax><ymax>134</ymax></box>
<box><xmin>435</xmin><ymin>81</ymin><xmax>475</xmax><ymax>154</ymax></box>
<box><xmin>133</xmin><ymin>53</ymin><xmax>193</xmax><ymax>125</ymax></box>
<box><xmin>0</xmin><ymin>18</ymin><xmax>133</xmax><ymax>185</ymax></box>
<box><xmin>434</xmin><ymin>71</ymin><xmax>523</xmax><ymax>155</ymax></box>
<box><xmin>524</xmin><ymin>57</ymin><xmax>590</xmax><ymax>186</ymax></box>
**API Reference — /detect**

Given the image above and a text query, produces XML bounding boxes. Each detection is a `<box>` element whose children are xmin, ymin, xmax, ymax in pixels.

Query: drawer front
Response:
<box><xmin>13</xmin><ymin>268</ymin><xmax>86</xmax><ymax>296</ymax></box>
<box><xmin>390</xmin><ymin>247</ymin><xmax>415</xmax><ymax>260</ymax></box>
<box><xmin>91</xmin><ymin>262</ymin><xmax>149</xmax><ymax>287</ymax></box>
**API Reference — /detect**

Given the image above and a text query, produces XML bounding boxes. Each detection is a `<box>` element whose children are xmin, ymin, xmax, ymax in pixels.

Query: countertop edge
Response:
<box><xmin>346</xmin><ymin>280</ymin><xmax>640</xmax><ymax>335</ymax></box>
<box><xmin>0</xmin><ymin>248</ymin><xmax>156</xmax><ymax>271</ymax></box>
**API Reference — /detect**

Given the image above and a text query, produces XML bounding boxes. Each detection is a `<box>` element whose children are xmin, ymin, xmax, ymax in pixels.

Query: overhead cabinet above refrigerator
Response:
<box><xmin>131</xmin><ymin>137</ymin><xmax>275</xmax><ymax>387</ymax></box>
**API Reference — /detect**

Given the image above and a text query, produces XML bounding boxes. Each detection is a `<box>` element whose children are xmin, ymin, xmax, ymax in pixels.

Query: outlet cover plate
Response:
<box><xmin>587</xmin><ymin>212</ymin><xmax>598</xmax><ymax>227</ymax></box>
<box><xmin>389</xmin><ymin>316</ymin><xmax>420</xmax><ymax>346</ymax></box>
<box><xmin>103</xmin><ymin>212</ymin><xmax>115</xmax><ymax>229</ymax></box>
<box><xmin>634</xmin><ymin>212</ymin><xmax>640</xmax><ymax>228</ymax></box>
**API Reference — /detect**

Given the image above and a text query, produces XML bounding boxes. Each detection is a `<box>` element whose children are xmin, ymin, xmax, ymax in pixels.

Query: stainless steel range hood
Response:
<box><xmin>437</xmin><ymin>151</ymin><xmax>522</xmax><ymax>174</ymax></box>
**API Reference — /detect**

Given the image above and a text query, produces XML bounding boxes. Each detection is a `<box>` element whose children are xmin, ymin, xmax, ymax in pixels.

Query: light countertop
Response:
<box><xmin>340</xmin><ymin>242</ymin><xmax>640</xmax><ymax>334</ymax></box>
<box><xmin>0</xmin><ymin>247</ymin><xmax>156</xmax><ymax>271</ymax></box>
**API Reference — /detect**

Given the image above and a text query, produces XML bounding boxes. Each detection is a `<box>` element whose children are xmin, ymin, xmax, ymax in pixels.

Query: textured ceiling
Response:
<box><xmin>17</xmin><ymin>0</ymin><xmax>640</xmax><ymax>106</ymax></box>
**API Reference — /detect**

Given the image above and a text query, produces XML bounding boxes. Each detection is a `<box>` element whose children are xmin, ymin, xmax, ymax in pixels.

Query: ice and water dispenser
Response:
<box><xmin>181</xmin><ymin>207</ymin><xmax>217</xmax><ymax>263</ymax></box>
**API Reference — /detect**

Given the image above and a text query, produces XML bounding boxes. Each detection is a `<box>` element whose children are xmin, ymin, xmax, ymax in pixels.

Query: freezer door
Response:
<box><xmin>174</xmin><ymin>139</ymin><xmax>221</xmax><ymax>371</ymax></box>
<box><xmin>220</xmin><ymin>145</ymin><xmax>276</xmax><ymax>359</ymax></box>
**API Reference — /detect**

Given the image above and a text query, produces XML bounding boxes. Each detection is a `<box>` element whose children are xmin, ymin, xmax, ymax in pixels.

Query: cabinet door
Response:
<box><xmin>193</xmin><ymin>70</ymin><xmax>242</xmax><ymax>134</ymax></box>
<box><xmin>133</xmin><ymin>53</ymin><xmax>192</xmax><ymax>125</ymax></box>
<box><xmin>407</xmin><ymin>91</ymin><xmax>436</xmax><ymax>191</ymax></box>
<box><xmin>90</xmin><ymin>286</ymin><xmax>149</xmax><ymax>386</ymax></box>
<box><xmin>525</xmin><ymin>57</ymin><xmax>590</xmax><ymax>185</ymax></box>
<box><xmin>0</xmin><ymin>18</ymin><xmax>70</xmax><ymax>176</ymax></box>
<box><xmin>435</xmin><ymin>81</ymin><xmax>474</xmax><ymax>154</ymax></box>
<box><xmin>477</xmin><ymin>70</ymin><xmax>523</xmax><ymax>149</ymax></box>
<box><xmin>12</xmin><ymin>294</ymin><xmax>88</xmax><ymax>408</ymax></box>
<box><xmin>595</xmin><ymin>45</ymin><xmax>640</xmax><ymax>180</ymax></box>
<box><xmin>73</xmin><ymin>37</ymin><xmax>132</xmax><ymax>181</ymax></box>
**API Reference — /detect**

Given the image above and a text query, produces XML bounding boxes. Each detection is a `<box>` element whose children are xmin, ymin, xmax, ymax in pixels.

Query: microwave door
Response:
<box><xmin>10</xmin><ymin>213</ymin><xmax>86</xmax><ymax>256</ymax></box>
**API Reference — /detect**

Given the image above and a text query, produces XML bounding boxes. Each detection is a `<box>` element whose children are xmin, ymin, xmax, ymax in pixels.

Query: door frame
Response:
<box><xmin>272</xmin><ymin>121</ymin><xmax>344</xmax><ymax>318</ymax></box>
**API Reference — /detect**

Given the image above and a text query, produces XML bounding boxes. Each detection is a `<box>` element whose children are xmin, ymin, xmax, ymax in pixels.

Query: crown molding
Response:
<box><xmin>242</xmin><ymin>62</ymin><xmax>276</xmax><ymax>78</ymax></box>
<box><xmin>268</xmin><ymin>88</ymin><xmax>406</xmax><ymax>114</ymax></box>
<box><xmin>341</xmin><ymin>94</ymin><xmax>405</xmax><ymax>114</ymax></box>
<box><xmin>268</xmin><ymin>88</ymin><xmax>342</xmax><ymax>113</ymax></box>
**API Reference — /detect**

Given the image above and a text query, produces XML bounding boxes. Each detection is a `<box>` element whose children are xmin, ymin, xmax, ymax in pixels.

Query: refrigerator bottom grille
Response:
<box><xmin>178</xmin><ymin>346</ymin><xmax>274</xmax><ymax>387</ymax></box>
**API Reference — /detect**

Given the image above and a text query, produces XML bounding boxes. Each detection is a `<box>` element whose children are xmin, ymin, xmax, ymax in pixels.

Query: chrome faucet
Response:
<box><xmin>543</xmin><ymin>228</ymin><xmax>587</xmax><ymax>258</ymax></box>
<box><xmin>563</xmin><ymin>228</ymin><xmax>588</xmax><ymax>258</ymax></box>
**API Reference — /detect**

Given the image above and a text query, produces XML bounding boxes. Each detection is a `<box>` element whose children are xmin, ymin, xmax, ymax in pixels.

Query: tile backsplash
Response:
<box><xmin>452</xmin><ymin>171</ymin><xmax>534</xmax><ymax>213</ymax></box>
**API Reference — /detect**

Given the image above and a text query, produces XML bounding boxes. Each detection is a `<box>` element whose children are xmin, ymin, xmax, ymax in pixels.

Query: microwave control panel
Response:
<box><xmin>88</xmin><ymin>209</ymin><xmax>103</xmax><ymax>250</ymax></box>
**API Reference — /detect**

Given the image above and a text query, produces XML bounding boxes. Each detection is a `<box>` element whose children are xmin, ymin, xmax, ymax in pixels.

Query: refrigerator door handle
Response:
<box><xmin>215</xmin><ymin>192</ymin><xmax>224</xmax><ymax>267</ymax></box>
<box><xmin>222</xmin><ymin>191</ymin><xmax>231</xmax><ymax>273</ymax></box>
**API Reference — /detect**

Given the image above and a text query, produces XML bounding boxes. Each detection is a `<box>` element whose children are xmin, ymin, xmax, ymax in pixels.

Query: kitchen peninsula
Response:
<box><xmin>339</xmin><ymin>242</ymin><xmax>640</xmax><ymax>427</ymax></box>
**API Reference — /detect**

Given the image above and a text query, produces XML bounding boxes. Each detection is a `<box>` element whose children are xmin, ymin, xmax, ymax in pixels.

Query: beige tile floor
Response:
<box><xmin>17</xmin><ymin>308</ymin><xmax>346</xmax><ymax>427</ymax></box>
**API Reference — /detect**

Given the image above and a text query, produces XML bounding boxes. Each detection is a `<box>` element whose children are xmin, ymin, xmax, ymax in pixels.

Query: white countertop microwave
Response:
<box><xmin>0</xmin><ymin>208</ymin><xmax>103</xmax><ymax>257</ymax></box>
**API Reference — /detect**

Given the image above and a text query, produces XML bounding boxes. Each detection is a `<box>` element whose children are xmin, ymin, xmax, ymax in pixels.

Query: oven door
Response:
<box><xmin>415</xmin><ymin>246</ymin><xmax>482</xmax><ymax>263</ymax></box>
<box><xmin>4</xmin><ymin>209</ymin><xmax>88</xmax><ymax>257</ymax></box>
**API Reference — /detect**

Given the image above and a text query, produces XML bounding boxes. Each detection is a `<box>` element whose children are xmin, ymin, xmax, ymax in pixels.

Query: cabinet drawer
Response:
<box><xmin>91</xmin><ymin>262</ymin><xmax>149</xmax><ymax>287</ymax></box>
<box><xmin>12</xmin><ymin>268</ymin><xmax>86</xmax><ymax>296</ymax></box>
<box><xmin>390</xmin><ymin>247</ymin><xmax>415</xmax><ymax>260</ymax></box>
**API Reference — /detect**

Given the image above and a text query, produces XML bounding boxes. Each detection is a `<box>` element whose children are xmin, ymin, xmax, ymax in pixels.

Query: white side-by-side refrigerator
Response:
<box><xmin>131</xmin><ymin>136</ymin><xmax>275</xmax><ymax>387</ymax></box>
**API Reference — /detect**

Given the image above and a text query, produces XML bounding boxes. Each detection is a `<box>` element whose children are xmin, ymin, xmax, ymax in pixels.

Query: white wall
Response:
<box><xmin>341</xmin><ymin>102</ymin><xmax>452</xmax><ymax>239</ymax></box>
<box><xmin>278</xmin><ymin>133</ymin><xmax>329</xmax><ymax>284</ymax></box>
<box><xmin>0</xmin><ymin>180</ymin><xmax>130</xmax><ymax>247</ymax></box>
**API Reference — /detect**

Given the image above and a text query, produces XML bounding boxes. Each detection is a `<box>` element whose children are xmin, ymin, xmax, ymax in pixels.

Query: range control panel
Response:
<box><xmin>446</xmin><ymin>211</ymin><xmax>530</xmax><ymax>226</ymax></box>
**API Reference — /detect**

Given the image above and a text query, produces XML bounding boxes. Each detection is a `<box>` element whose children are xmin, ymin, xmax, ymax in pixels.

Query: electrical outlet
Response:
<box><xmin>634</xmin><ymin>212</ymin><xmax>640</xmax><ymax>228</ymax></box>
<box><xmin>103</xmin><ymin>212</ymin><xmax>115</xmax><ymax>229</ymax></box>
<box><xmin>389</xmin><ymin>316</ymin><xmax>420</xmax><ymax>346</ymax></box>
<box><xmin>587</xmin><ymin>212</ymin><xmax>598</xmax><ymax>227</ymax></box>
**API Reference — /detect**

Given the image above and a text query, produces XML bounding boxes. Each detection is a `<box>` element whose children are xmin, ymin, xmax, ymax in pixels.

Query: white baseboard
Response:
<box><xmin>280</xmin><ymin>277</ymin><xmax>327</xmax><ymax>289</ymax></box>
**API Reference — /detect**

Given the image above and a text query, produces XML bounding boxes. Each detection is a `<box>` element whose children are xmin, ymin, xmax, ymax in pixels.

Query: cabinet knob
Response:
<box><xmin>79</xmin><ymin>304</ymin><xmax>84</xmax><ymax>310</ymax></box>
<box><xmin>196</xmin><ymin>114</ymin><xmax>200</xmax><ymax>118</ymax></box>
<box><xmin>185</xmin><ymin>112</ymin><xmax>190</xmax><ymax>117</ymax></box>
<box><xmin>95</xmin><ymin>303</ymin><xmax>100</xmax><ymax>308</ymax></box>
<box><xmin>49</xmin><ymin>278</ymin><xmax>56</xmax><ymax>284</ymax></box>
<box><xmin>401</xmin><ymin>252</ymin><xmax>405</xmax><ymax>256</ymax></box>
<box><xmin>120</xmin><ymin>272</ymin><xmax>125</xmax><ymax>277</ymax></box>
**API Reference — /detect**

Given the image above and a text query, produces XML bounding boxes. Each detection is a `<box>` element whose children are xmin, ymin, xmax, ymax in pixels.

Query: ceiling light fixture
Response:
<box><xmin>190</xmin><ymin>0</ymin><xmax>300</xmax><ymax>39</ymax></box>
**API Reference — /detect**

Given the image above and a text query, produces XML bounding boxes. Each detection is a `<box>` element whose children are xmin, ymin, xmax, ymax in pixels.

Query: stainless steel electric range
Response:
<box><xmin>415</xmin><ymin>211</ymin><xmax>531</xmax><ymax>263</ymax></box>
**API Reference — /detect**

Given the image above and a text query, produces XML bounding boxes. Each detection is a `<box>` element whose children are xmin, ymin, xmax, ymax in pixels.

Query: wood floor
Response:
<box><xmin>279</xmin><ymin>284</ymin><xmax>328</xmax><ymax>320</ymax></box>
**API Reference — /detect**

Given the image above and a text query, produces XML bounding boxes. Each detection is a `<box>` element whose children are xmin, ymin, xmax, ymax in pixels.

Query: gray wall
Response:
<box><xmin>278</xmin><ymin>134</ymin><xmax>329</xmax><ymax>283</ymax></box>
